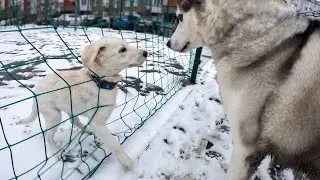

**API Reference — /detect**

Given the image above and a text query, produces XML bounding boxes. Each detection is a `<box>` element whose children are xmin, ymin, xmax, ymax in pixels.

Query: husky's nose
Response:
<box><xmin>143</xmin><ymin>51</ymin><xmax>148</xmax><ymax>57</ymax></box>
<box><xmin>166</xmin><ymin>40</ymin><xmax>171</xmax><ymax>48</ymax></box>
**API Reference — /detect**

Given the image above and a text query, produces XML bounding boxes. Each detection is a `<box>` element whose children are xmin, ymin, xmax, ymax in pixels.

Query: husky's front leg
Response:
<box><xmin>225</xmin><ymin>115</ymin><xmax>257</xmax><ymax>180</ymax></box>
<box><xmin>226</xmin><ymin>140</ymin><xmax>253</xmax><ymax>180</ymax></box>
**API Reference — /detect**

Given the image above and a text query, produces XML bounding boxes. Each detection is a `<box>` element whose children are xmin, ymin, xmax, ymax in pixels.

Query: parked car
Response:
<box><xmin>55</xmin><ymin>14</ymin><xmax>74</xmax><ymax>26</ymax></box>
<box><xmin>82</xmin><ymin>14</ymin><xmax>111</xmax><ymax>27</ymax></box>
<box><xmin>135</xmin><ymin>19</ymin><xmax>164</xmax><ymax>35</ymax></box>
<box><xmin>152</xmin><ymin>21</ymin><xmax>164</xmax><ymax>35</ymax></box>
<box><xmin>112</xmin><ymin>15</ymin><xmax>139</xmax><ymax>30</ymax></box>
<box><xmin>69</xmin><ymin>15</ymin><xmax>86</xmax><ymax>26</ymax></box>
<box><xmin>55</xmin><ymin>14</ymin><xmax>85</xmax><ymax>26</ymax></box>
<box><xmin>53</xmin><ymin>17</ymin><xmax>60</xmax><ymax>25</ymax></box>
<box><xmin>161</xmin><ymin>21</ymin><xmax>177</xmax><ymax>37</ymax></box>
<box><xmin>0</xmin><ymin>20</ymin><xmax>5</xmax><ymax>26</ymax></box>
<box><xmin>35</xmin><ymin>18</ymin><xmax>50</xmax><ymax>25</ymax></box>
<box><xmin>135</xmin><ymin>19</ymin><xmax>153</xmax><ymax>32</ymax></box>
<box><xmin>82</xmin><ymin>14</ymin><xmax>96</xmax><ymax>26</ymax></box>
<box><xmin>99</xmin><ymin>15</ymin><xmax>112</xmax><ymax>28</ymax></box>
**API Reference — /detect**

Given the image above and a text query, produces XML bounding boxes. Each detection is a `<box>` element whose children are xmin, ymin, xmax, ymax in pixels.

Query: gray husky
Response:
<box><xmin>167</xmin><ymin>0</ymin><xmax>320</xmax><ymax>179</ymax></box>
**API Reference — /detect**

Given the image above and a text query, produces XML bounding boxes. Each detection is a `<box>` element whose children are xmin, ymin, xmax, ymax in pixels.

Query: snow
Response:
<box><xmin>100</xmin><ymin>63</ymin><xmax>231</xmax><ymax>180</ymax></box>
<box><xmin>93</xmin><ymin>62</ymin><xmax>297</xmax><ymax>180</ymax></box>
<box><xmin>0</xmin><ymin>25</ymin><xmax>300</xmax><ymax>180</ymax></box>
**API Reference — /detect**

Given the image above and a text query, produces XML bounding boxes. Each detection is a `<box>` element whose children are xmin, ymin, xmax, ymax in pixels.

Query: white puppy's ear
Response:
<box><xmin>81</xmin><ymin>44</ymin><xmax>106</xmax><ymax>68</ymax></box>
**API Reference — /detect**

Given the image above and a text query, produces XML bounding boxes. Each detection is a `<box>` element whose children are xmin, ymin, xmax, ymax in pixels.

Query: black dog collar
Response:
<box><xmin>89</xmin><ymin>74</ymin><xmax>118</xmax><ymax>90</ymax></box>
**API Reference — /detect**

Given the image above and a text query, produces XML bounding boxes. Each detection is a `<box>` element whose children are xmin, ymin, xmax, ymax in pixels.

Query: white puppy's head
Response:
<box><xmin>82</xmin><ymin>37</ymin><xmax>148</xmax><ymax>76</ymax></box>
<box><xmin>167</xmin><ymin>0</ymin><xmax>222</xmax><ymax>52</ymax></box>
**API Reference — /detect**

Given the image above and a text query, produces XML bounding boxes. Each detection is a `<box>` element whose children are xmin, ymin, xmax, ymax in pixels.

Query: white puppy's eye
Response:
<box><xmin>177</xmin><ymin>14</ymin><xmax>183</xmax><ymax>22</ymax></box>
<box><xmin>119</xmin><ymin>47</ymin><xmax>127</xmax><ymax>53</ymax></box>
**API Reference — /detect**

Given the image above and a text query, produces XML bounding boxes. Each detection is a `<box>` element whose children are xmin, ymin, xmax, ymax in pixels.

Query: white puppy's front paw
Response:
<box><xmin>118</xmin><ymin>153</ymin><xmax>134</xmax><ymax>170</ymax></box>
<box><xmin>122</xmin><ymin>158</ymin><xmax>134</xmax><ymax>170</ymax></box>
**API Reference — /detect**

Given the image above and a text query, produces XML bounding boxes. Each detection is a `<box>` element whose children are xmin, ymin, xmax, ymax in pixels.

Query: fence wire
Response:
<box><xmin>0</xmin><ymin>0</ymin><xmax>198</xmax><ymax>179</ymax></box>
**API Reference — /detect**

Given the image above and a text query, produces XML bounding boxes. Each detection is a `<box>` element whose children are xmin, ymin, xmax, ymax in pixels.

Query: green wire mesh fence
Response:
<box><xmin>0</xmin><ymin>0</ymin><xmax>205</xmax><ymax>179</ymax></box>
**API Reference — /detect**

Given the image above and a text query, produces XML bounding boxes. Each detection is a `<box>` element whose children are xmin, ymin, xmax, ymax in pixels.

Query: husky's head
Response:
<box><xmin>167</xmin><ymin>0</ymin><xmax>222</xmax><ymax>52</ymax></box>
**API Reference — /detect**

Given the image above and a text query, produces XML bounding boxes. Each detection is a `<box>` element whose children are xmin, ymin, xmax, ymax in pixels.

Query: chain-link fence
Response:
<box><xmin>2</xmin><ymin>0</ymin><xmax>320</xmax><ymax>179</ymax></box>
<box><xmin>0</xmin><ymin>0</ymin><xmax>208</xmax><ymax>179</ymax></box>
<box><xmin>283</xmin><ymin>0</ymin><xmax>320</xmax><ymax>12</ymax></box>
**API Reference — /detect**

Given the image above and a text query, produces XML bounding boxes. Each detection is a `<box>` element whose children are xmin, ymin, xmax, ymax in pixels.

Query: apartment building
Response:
<box><xmin>0</xmin><ymin>0</ymin><xmax>4</xmax><ymax>19</ymax></box>
<box><xmin>63</xmin><ymin>0</ymin><xmax>92</xmax><ymax>12</ymax></box>
<box><xmin>0</xmin><ymin>0</ymin><xmax>179</xmax><ymax>23</ymax></box>
<box><xmin>91</xmin><ymin>0</ymin><xmax>176</xmax><ymax>20</ymax></box>
<box><xmin>0</xmin><ymin>0</ymin><xmax>4</xmax><ymax>9</ymax></box>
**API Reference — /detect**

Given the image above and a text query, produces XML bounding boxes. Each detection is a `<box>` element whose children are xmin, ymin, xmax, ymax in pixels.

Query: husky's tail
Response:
<box><xmin>17</xmin><ymin>100</ymin><xmax>38</xmax><ymax>125</ymax></box>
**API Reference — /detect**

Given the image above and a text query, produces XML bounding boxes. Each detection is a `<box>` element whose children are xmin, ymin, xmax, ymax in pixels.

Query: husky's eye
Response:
<box><xmin>119</xmin><ymin>47</ymin><xmax>127</xmax><ymax>53</ymax></box>
<box><xmin>177</xmin><ymin>14</ymin><xmax>183</xmax><ymax>22</ymax></box>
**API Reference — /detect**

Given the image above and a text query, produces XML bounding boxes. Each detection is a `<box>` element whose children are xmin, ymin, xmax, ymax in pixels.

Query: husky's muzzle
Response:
<box><xmin>166</xmin><ymin>40</ymin><xmax>190</xmax><ymax>53</ymax></box>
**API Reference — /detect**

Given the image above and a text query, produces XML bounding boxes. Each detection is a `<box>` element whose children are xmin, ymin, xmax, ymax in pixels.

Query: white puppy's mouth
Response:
<box><xmin>128</xmin><ymin>57</ymin><xmax>146</xmax><ymax>67</ymax></box>
<box><xmin>180</xmin><ymin>41</ymin><xmax>191</xmax><ymax>52</ymax></box>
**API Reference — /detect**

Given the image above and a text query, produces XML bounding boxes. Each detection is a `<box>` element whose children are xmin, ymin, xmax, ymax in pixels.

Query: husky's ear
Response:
<box><xmin>212</xmin><ymin>0</ymin><xmax>219</xmax><ymax>5</ymax></box>
<box><xmin>178</xmin><ymin>0</ymin><xmax>203</xmax><ymax>12</ymax></box>
<box><xmin>81</xmin><ymin>44</ymin><xmax>106</xmax><ymax>68</ymax></box>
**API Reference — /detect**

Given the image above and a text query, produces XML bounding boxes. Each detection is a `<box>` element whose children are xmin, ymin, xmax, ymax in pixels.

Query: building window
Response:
<box><xmin>82</xmin><ymin>0</ymin><xmax>87</xmax><ymax>6</ymax></box>
<box><xmin>124</xmin><ymin>0</ymin><xmax>136</xmax><ymax>7</ymax></box>
<box><xmin>153</xmin><ymin>0</ymin><xmax>161</xmax><ymax>6</ymax></box>
<box><xmin>105</xmin><ymin>0</ymin><xmax>110</xmax><ymax>7</ymax></box>
<box><xmin>125</xmin><ymin>0</ymin><xmax>130</xmax><ymax>7</ymax></box>
<box><xmin>114</xmin><ymin>1</ymin><xmax>117</xmax><ymax>8</ymax></box>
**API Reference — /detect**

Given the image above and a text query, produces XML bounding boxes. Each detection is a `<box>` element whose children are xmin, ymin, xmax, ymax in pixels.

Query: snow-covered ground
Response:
<box><xmin>0</xmin><ymin>25</ymin><xmax>301</xmax><ymax>180</ymax></box>
<box><xmin>97</xmin><ymin>63</ymin><xmax>231</xmax><ymax>180</ymax></box>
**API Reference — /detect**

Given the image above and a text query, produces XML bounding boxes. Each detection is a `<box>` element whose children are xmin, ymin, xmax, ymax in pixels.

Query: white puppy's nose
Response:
<box><xmin>143</xmin><ymin>51</ymin><xmax>148</xmax><ymax>57</ymax></box>
<box><xmin>166</xmin><ymin>40</ymin><xmax>171</xmax><ymax>48</ymax></box>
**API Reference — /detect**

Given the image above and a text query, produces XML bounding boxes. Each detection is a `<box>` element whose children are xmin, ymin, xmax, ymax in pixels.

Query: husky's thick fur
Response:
<box><xmin>167</xmin><ymin>0</ymin><xmax>320</xmax><ymax>179</ymax></box>
<box><xmin>17</xmin><ymin>37</ymin><xmax>148</xmax><ymax>170</ymax></box>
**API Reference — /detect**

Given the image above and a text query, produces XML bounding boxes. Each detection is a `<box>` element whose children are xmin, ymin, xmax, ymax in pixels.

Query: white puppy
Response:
<box><xmin>17</xmin><ymin>37</ymin><xmax>148</xmax><ymax>170</ymax></box>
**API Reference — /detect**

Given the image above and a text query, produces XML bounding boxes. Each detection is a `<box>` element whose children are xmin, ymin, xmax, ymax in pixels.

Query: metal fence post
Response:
<box><xmin>190</xmin><ymin>47</ymin><xmax>202</xmax><ymax>84</ymax></box>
